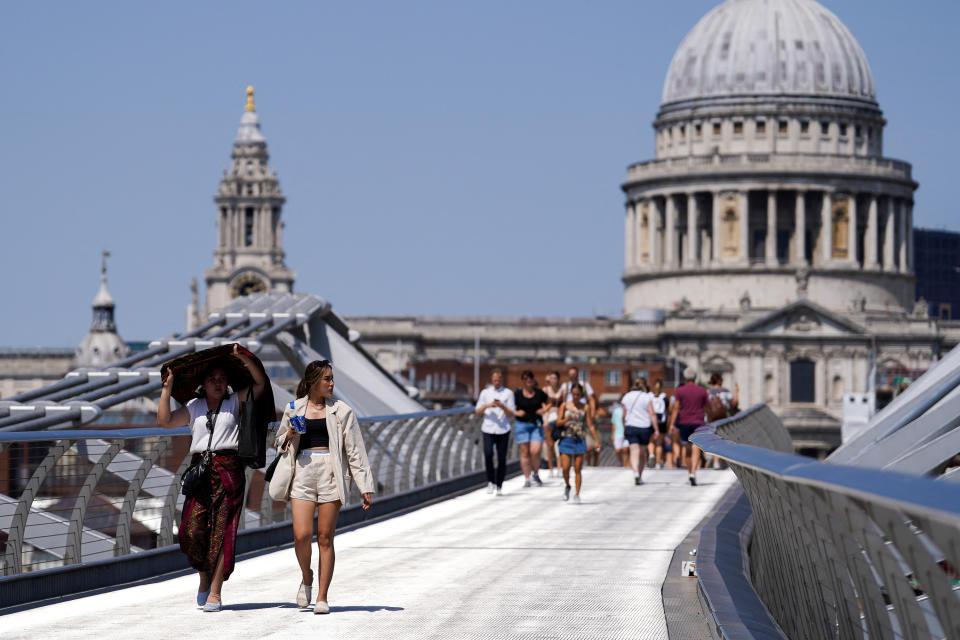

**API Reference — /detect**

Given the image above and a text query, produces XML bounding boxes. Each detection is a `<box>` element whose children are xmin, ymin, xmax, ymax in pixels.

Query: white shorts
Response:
<box><xmin>290</xmin><ymin>450</ymin><xmax>340</xmax><ymax>504</ymax></box>
<box><xmin>614</xmin><ymin>436</ymin><xmax>629</xmax><ymax>450</ymax></box>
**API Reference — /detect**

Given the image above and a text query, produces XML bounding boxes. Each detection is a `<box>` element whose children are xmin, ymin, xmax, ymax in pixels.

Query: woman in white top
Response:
<box><xmin>541</xmin><ymin>371</ymin><xmax>563</xmax><ymax>477</ymax></box>
<box><xmin>158</xmin><ymin>345</ymin><xmax>266</xmax><ymax>612</ymax></box>
<box><xmin>620</xmin><ymin>378</ymin><xmax>658</xmax><ymax>485</ymax></box>
<box><xmin>650</xmin><ymin>379</ymin><xmax>670</xmax><ymax>469</ymax></box>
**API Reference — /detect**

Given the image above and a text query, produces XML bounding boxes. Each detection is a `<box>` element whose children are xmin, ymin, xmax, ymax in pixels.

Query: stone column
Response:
<box><xmin>625</xmin><ymin>202</ymin><xmax>636</xmax><ymax>269</ymax></box>
<box><xmin>882</xmin><ymin>197</ymin><xmax>895</xmax><ymax>271</ymax></box>
<box><xmin>847</xmin><ymin>194</ymin><xmax>858</xmax><ymax>266</ymax></box>
<box><xmin>686</xmin><ymin>193</ymin><xmax>698</xmax><ymax>269</ymax></box>
<box><xmin>864</xmin><ymin>195</ymin><xmax>878</xmax><ymax>269</ymax></box>
<box><xmin>664</xmin><ymin>194</ymin><xmax>677</xmax><ymax>268</ymax></box>
<box><xmin>712</xmin><ymin>191</ymin><xmax>721</xmax><ymax>264</ymax></box>
<box><xmin>820</xmin><ymin>191</ymin><xmax>832</xmax><ymax>266</ymax></box>
<box><xmin>739</xmin><ymin>191</ymin><xmax>749</xmax><ymax>264</ymax></box>
<box><xmin>794</xmin><ymin>190</ymin><xmax>807</xmax><ymax>265</ymax></box>
<box><xmin>651</xmin><ymin>197</ymin><xmax>663</xmax><ymax>268</ymax></box>
<box><xmin>765</xmin><ymin>190</ymin><xmax>777</xmax><ymax>265</ymax></box>
<box><xmin>904</xmin><ymin>200</ymin><xmax>913</xmax><ymax>272</ymax></box>
<box><xmin>637</xmin><ymin>200</ymin><xmax>647</xmax><ymax>266</ymax></box>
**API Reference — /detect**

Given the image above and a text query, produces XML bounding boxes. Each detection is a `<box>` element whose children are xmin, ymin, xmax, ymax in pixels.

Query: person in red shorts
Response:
<box><xmin>668</xmin><ymin>367</ymin><xmax>708</xmax><ymax>486</ymax></box>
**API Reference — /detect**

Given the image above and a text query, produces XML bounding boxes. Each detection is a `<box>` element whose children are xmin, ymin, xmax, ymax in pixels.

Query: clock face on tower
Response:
<box><xmin>230</xmin><ymin>272</ymin><xmax>268</xmax><ymax>298</ymax></box>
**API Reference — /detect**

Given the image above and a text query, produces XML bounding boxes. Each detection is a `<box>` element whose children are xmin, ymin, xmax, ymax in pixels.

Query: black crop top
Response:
<box><xmin>297</xmin><ymin>418</ymin><xmax>330</xmax><ymax>452</ymax></box>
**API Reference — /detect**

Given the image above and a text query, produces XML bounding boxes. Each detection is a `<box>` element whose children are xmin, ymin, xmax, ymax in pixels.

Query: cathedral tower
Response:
<box><xmin>204</xmin><ymin>87</ymin><xmax>295</xmax><ymax>314</ymax></box>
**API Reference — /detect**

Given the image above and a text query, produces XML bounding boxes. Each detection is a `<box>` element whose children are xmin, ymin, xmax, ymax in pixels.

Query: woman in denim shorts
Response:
<box><xmin>556</xmin><ymin>384</ymin><xmax>601</xmax><ymax>503</ymax></box>
<box><xmin>513</xmin><ymin>370</ymin><xmax>548</xmax><ymax>487</ymax></box>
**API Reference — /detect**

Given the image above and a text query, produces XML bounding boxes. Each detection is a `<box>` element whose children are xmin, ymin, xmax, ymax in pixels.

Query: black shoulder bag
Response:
<box><xmin>181</xmin><ymin>398</ymin><xmax>224</xmax><ymax>498</ymax></box>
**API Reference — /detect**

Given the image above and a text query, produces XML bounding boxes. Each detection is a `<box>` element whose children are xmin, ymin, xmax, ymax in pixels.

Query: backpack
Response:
<box><xmin>705</xmin><ymin>393</ymin><xmax>728</xmax><ymax>422</ymax></box>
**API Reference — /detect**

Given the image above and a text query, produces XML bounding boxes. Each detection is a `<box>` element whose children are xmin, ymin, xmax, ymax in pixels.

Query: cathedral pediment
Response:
<box><xmin>738</xmin><ymin>301</ymin><xmax>866</xmax><ymax>337</ymax></box>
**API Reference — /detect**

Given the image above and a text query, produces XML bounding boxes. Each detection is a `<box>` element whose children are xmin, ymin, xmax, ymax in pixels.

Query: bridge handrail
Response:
<box><xmin>693</xmin><ymin>404</ymin><xmax>960</xmax><ymax>639</ymax></box>
<box><xmin>0</xmin><ymin>406</ymin><xmax>500</xmax><ymax>579</ymax></box>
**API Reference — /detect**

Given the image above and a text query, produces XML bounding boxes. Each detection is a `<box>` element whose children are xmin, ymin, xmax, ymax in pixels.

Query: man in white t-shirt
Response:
<box><xmin>559</xmin><ymin>366</ymin><xmax>596</xmax><ymax>414</ymax></box>
<box><xmin>475</xmin><ymin>368</ymin><xmax>515</xmax><ymax>495</ymax></box>
<box><xmin>559</xmin><ymin>366</ymin><xmax>599</xmax><ymax>466</ymax></box>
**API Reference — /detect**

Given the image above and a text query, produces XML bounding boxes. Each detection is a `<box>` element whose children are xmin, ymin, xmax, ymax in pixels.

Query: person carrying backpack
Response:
<box><xmin>706</xmin><ymin>374</ymin><xmax>739</xmax><ymax>422</ymax></box>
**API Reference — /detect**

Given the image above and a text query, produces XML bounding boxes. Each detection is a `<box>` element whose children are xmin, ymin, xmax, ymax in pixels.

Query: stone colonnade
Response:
<box><xmin>624</xmin><ymin>188</ymin><xmax>913</xmax><ymax>272</ymax></box>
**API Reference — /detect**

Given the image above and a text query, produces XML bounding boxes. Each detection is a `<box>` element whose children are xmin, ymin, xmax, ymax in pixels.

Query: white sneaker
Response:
<box><xmin>573</xmin><ymin>494</ymin><xmax>581</xmax><ymax>504</ymax></box>
<box><xmin>496</xmin><ymin>486</ymin><xmax>503</xmax><ymax>496</ymax></box>
<box><xmin>523</xmin><ymin>478</ymin><xmax>531</xmax><ymax>488</ymax></box>
<box><xmin>313</xmin><ymin>600</ymin><xmax>330</xmax><ymax>615</ymax></box>
<box><xmin>486</xmin><ymin>482</ymin><xmax>495</xmax><ymax>494</ymax></box>
<box><xmin>297</xmin><ymin>583</ymin><xmax>311</xmax><ymax>608</ymax></box>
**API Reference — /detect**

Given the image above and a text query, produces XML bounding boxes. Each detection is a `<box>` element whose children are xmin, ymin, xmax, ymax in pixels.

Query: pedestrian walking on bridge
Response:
<box><xmin>158</xmin><ymin>345</ymin><xmax>267</xmax><ymax>612</ymax></box>
<box><xmin>475</xmin><ymin>368</ymin><xmax>515</xmax><ymax>496</ymax></box>
<box><xmin>513</xmin><ymin>370</ymin><xmax>548</xmax><ymax>487</ymax></box>
<box><xmin>556</xmin><ymin>383</ymin><xmax>601</xmax><ymax>503</ymax></box>
<box><xmin>272</xmin><ymin>360</ymin><xmax>376</xmax><ymax>614</ymax></box>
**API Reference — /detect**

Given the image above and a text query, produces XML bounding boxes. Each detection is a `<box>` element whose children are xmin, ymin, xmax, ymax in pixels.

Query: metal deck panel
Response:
<box><xmin>0</xmin><ymin>468</ymin><xmax>735</xmax><ymax>639</ymax></box>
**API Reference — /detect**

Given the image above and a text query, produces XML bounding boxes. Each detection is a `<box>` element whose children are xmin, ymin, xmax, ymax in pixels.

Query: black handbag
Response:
<box><xmin>551</xmin><ymin>423</ymin><xmax>565</xmax><ymax>442</ymax></box>
<box><xmin>237</xmin><ymin>387</ymin><xmax>267</xmax><ymax>468</ymax></box>
<box><xmin>180</xmin><ymin>398</ymin><xmax>223</xmax><ymax>497</ymax></box>
<box><xmin>263</xmin><ymin>453</ymin><xmax>281</xmax><ymax>482</ymax></box>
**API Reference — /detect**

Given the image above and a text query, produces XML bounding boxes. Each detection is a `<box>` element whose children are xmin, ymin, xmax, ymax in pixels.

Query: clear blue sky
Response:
<box><xmin>1</xmin><ymin>1</ymin><xmax>956</xmax><ymax>347</ymax></box>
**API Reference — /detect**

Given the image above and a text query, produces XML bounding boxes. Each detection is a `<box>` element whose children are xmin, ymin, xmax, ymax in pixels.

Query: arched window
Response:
<box><xmin>790</xmin><ymin>359</ymin><xmax>815</xmax><ymax>403</ymax></box>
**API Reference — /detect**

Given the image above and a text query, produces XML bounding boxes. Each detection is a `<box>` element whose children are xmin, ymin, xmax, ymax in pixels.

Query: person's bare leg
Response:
<box><xmin>519</xmin><ymin>442</ymin><xmax>531</xmax><ymax>479</ymax></box>
<box><xmin>560</xmin><ymin>453</ymin><xmax>571</xmax><ymax>486</ymax></box>
<box><xmin>292</xmin><ymin>498</ymin><xmax>316</xmax><ymax>586</ymax></box>
<box><xmin>629</xmin><ymin>443</ymin><xmax>642</xmax><ymax>475</ymax></box>
<box><xmin>654</xmin><ymin>433</ymin><xmax>664</xmax><ymax>467</ymax></box>
<box><xmin>529</xmin><ymin>440</ymin><xmax>542</xmax><ymax>476</ymax></box>
<box><xmin>690</xmin><ymin>444</ymin><xmax>702</xmax><ymax>474</ymax></box>
<box><xmin>544</xmin><ymin>433</ymin><xmax>556</xmax><ymax>473</ymax></box>
<box><xmin>206</xmin><ymin>551</ymin><xmax>226</xmax><ymax>604</ymax></box>
<box><xmin>315</xmin><ymin>500</ymin><xmax>341</xmax><ymax>604</ymax></box>
<box><xmin>573</xmin><ymin>455</ymin><xmax>584</xmax><ymax>495</ymax></box>
<box><xmin>198</xmin><ymin>570</ymin><xmax>210</xmax><ymax>593</ymax></box>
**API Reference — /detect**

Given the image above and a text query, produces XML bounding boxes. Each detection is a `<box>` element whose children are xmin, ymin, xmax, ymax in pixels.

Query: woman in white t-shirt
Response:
<box><xmin>620</xmin><ymin>378</ymin><xmax>658</xmax><ymax>485</ymax></box>
<box><xmin>650</xmin><ymin>379</ymin><xmax>670</xmax><ymax>469</ymax></box>
<box><xmin>158</xmin><ymin>345</ymin><xmax>266</xmax><ymax>612</ymax></box>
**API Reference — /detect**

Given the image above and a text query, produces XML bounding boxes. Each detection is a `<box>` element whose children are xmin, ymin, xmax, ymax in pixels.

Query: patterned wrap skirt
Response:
<box><xmin>179</xmin><ymin>451</ymin><xmax>245</xmax><ymax>579</ymax></box>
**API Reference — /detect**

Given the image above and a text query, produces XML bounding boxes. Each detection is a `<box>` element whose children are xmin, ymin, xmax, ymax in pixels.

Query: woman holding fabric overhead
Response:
<box><xmin>158</xmin><ymin>344</ymin><xmax>266</xmax><ymax>612</ymax></box>
<box><xmin>271</xmin><ymin>359</ymin><xmax>375</xmax><ymax>615</ymax></box>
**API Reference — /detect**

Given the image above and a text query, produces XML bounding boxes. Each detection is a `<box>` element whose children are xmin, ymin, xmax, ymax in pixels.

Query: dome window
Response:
<box><xmin>800</xmin><ymin>121</ymin><xmax>810</xmax><ymax>135</ymax></box>
<box><xmin>839</xmin><ymin>124</ymin><xmax>848</xmax><ymax>137</ymax></box>
<box><xmin>733</xmin><ymin>121</ymin><xmax>743</xmax><ymax>136</ymax></box>
<box><xmin>855</xmin><ymin>125</ymin><xmax>863</xmax><ymax>138</ymax></box>
<box><xmin>712</xmin><ymin>122</ymin><xmax>722</xmax><ymax>137</ymax></box>
<box><xmin>778</xmin><ymin>120</ymin><xmax>789</xmax><ymax>135</ymax></box>
<box><xmin>820</xmin><ymin>121</ymin><xmax>830</xmax><ymax>136</ymax></box>
<box><xmin>756</xmin><ymin>121</ymin><xmax>766</xmax><ymax>135</ymax></box>
<box><xmin>695</xmin><ymin>124</ymin><xmax>703</xmax><ymax>138</ymax></box>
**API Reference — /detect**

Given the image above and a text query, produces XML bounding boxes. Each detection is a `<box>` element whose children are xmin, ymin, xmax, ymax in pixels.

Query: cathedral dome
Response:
<box><xmin>661</xmin><ymin>0</ymin><xmax>875</xmax><ymax>107</ymax></box>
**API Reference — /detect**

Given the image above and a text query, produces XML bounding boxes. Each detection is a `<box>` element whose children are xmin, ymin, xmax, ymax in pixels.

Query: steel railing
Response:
<box><xmin>0</xmin><ymin>406</ymin><xmax>497</xmax><ymax>577</ymax></box>
<box><xmin>694</xmin><ymin>404</ymin><xmax>960</xmax><ymax>639</ymax></box>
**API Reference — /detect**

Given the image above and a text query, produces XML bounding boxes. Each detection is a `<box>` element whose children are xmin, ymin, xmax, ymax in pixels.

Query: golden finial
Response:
<box><xmin>245</xmin><ymin>86</ymin><xmax>255</xmax><ymax>112</ymax></box>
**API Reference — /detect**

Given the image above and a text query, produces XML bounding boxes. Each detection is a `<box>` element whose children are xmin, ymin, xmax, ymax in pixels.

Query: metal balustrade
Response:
<box><xmin>694</xmin><ymin>404</ymin><xmax>960</xmax><ymax>639</ymax></box>
<box><xmin>0</xmin><ymin>407</ymin><xmax>495</xmax><ymax>577</ymax></box>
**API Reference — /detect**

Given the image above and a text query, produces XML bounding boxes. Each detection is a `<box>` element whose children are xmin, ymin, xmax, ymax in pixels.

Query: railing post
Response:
<box><xmin>2</xmin><ymin>439</ymin><xmax>75</xmax><ymax>575</ymax></box>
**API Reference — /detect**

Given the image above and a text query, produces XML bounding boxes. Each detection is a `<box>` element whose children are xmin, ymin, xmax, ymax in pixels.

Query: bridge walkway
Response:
<box><xmin>1</xmin><ymin>467</ymin><xmax>736</xmax><ymax>639</ymax></box>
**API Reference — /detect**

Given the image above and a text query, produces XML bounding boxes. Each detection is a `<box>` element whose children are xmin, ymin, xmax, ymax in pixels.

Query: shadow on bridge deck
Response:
<box><xmin>0</xmin><ymin>467</ymin><xmax>735</xmax><ymax>639</ymax></box>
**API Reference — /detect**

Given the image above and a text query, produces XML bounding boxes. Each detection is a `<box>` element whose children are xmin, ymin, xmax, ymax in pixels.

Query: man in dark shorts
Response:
<box><xmin>668</xmin><ymin>367</ymin><xmax>708</xmax><ymax>486</ymax></box>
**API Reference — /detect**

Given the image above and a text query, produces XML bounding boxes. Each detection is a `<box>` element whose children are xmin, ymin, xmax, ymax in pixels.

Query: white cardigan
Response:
<box><xmin>273</xmin><ymin>397</ymin><xmax>376</xmax><ymax>503</ymax></box>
